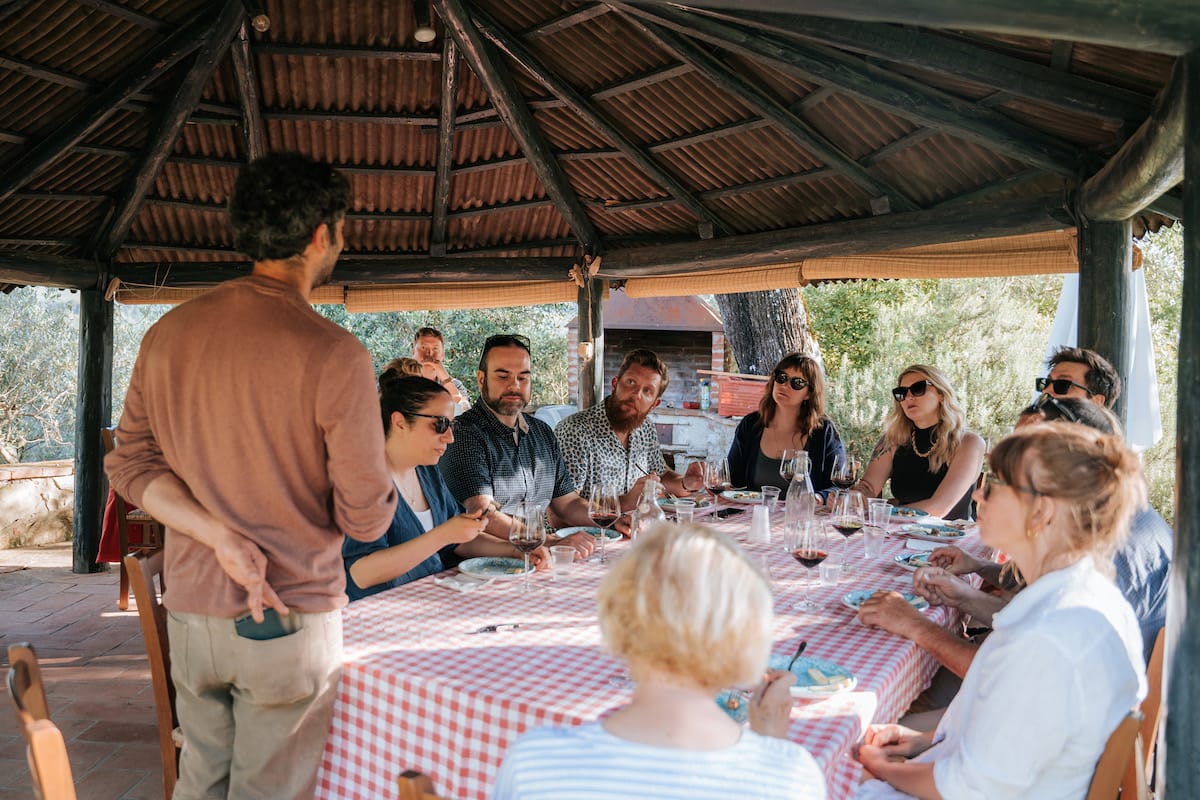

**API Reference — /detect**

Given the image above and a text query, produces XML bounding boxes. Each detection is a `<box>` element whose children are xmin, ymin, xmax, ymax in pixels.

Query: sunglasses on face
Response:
<box><xmin>982</xmin><ymin>474</ymin><xmax>1040</xmax><ymax>501</ymax></box>
<box><xmin>409</xmin><ymin>412</ymin><xmax>452</xmax><ymax>434</ymax></box>
<box><xmin>891</xmin><ymin>379</ymin><xmax>929</xmax><ymax>402</ymax></box>
<box><xmin>1035</xmin><ymin>376</ymin><xmax>1090</xmax><ymax>396</ymax></box>
<box><xmin>773</xmin><ymin>371</ymin><xmax>809</xmax><ymax>391</ymax></box>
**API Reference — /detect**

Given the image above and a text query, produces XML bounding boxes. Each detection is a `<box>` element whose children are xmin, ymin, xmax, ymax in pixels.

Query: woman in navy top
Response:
<box><xmin>343</xmin><ymin>374</ymin><xmax>518</xmax><ymax>600</ymax></box>
<box><xmin>727</xmin><ymin>353</ymin><xmax>845</xmax><ymax>496</ymax></box>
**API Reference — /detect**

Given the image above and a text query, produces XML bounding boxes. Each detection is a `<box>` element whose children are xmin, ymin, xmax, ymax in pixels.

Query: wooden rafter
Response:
<box><xmin>429</xmin><ymin>38</ymin><xmax>458</xmax><ymax>257</ymax></box>
<box><xmin>636</xmin><ymin>0</ymin><xmax>1200</xmax><ymax>56</ymax></box>
<box><xmin>623</xmin><ymin>4</ymin><xmax>1086</xmax><ymax>176</ymax></box>
<box><xmin>229</xmin><ymin>24</ymin><xmax>266</xmax><ymax>162</ymax></box>
<box><xmin>474</xmin><ymin>8</ymin><xmax>730</xmax><ymax>237</ymax></box>
<box><xmin>0</xmin><ymin>249</ymin><xmax>98</xmax><ymax>289</ymax></box>
<box><xmin>702</xmin><ymin>11</ymin><xmax>1151</xmax><ymax>123</ymax></box>
<box><xmin>73</xmin><ymin>0</ymin><xmax>167</xmax><ymax>31</ymax></box>
<box><xmin>91</xmin><ymin>0</ymin><xmax>247</xmax><ymax>260</ymax></box>
<box><xmin>0</xmin><ymin>9</ymin><xmax>212</xmax><ymax>204</ymax></box>
<box><xmin>434</xmin><ymin>0</ymin><xmax>599</xmax><ymax>251</ymax></box>
<box><xmin>252</xmin><ymin>42</ymin><xmax>441</xmax><ymax>60</ymax></box>
<box><xmin>522</xmin><ymin>4</ymin><xmax>610</xmax><ymax>39</ymax></box>
<box><xmin>616</xmin><ymin>10</ymin><xmax>920</xmax><ymax>212</ymax></box>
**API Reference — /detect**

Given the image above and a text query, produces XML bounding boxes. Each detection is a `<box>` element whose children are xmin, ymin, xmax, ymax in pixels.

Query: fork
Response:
<box><xmin>468</xmin><ymin>623</ymin><xmax>521</xmax><ymax>634</ymax></box>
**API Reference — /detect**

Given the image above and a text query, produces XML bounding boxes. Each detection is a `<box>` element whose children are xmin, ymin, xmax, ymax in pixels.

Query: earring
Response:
<box><xmin>1024</xmin><ymin>526</ymin><xmax>1041</xmax><ymax>540</ymax></box>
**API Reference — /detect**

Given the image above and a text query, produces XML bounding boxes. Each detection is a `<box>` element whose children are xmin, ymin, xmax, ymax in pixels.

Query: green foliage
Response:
<box><xmin>316</xmin><ymin>304</ymin><xmax>576</xmax><ymax>405</ymax></box>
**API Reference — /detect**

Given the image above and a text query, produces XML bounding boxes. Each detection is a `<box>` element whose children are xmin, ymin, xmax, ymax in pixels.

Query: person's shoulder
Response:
<box><xmin>736</xmin><ymin>731</ymin><xmax>824</xmax><ymax>791</ymax></box>
<box><xmin>735</xmin><ymin>411</ymin><xmax>762</xmax><ymax>431</ymax></box>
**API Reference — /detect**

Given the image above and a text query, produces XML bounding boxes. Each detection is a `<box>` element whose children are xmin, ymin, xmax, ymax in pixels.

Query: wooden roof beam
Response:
<box><xmin>429</xmin><ymin>38</ymin><xmax>458</xmax><ymax>257</ymax></box>
<box><xmin>0</xmin><ymin>8</ymin><xmax>212</xmax><ymax>204</ymax></box>
<box><xmin>252</xmin><ymin>42</ymin><xmax>441</xmax><ymax>60</ymax></box>
<box><xmin>703</xmin><ymin>12</ymin><xmax>1152</xmax><ymax>124</ymax></box>
<box><xmin>91</xmin><ymin>0</ymin><xmax>247</xmax><ymax>261</ymax></box>
<box><xmin>434</xmin><ymin>0</ymin><xmax>599</xmax><ymax>252</ymax></box>
<box><xmin>73</xmin><ymin>0</ymin><xmax>167</xmax><ymax>31</ymax></box>
<box><xmin>603</xmin><ymin>192</ymin><xmax>1070</xmax><ymax>276</ymax></box>
<box><xmin>522</xmin><ymin>4</ymin><xmax>610</xmax><ymax>40</ymax></box>
<box><xmin>1079</xmin><ymin>60</ymin><xmax>1185</xmax><ymax>221</ymax></box>
<box><xmin>474</xmin><ymin>8</ymin><xmax>730</xmax><ymax>238</ymax></box>
<box><xmin>229</xmin><ymin>24</ymin><xmax>266</xmax><ymax>162</ymax></box>
<box><xmin>616</xmin><ymin>11</ymin><xmax>920</xmax><ymax>212</ymax></box>
<box><xmin>623</xmin><ymin>4</ymin><xmax>1086</xmax><ymax>177</ymax></box>
<box><xmin>635</xmin><ymin>0</ymin><xmax>1200</xmax><ymax>56</ymax></box>
<box><xmin>0</xmin><ymin>249</ymin><xmax>99</xmax><ymax>290</ymax></box>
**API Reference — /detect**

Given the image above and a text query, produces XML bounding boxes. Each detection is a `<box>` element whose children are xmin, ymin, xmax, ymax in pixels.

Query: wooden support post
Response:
<box><xmin>72</xmin><ymin>289</ymin><xmax>112</xmax><ymax>574</ymax></box>
<box><xmin>576</xmin><ymin>277</ymin><xmax>604</xmax><ymax>410</ymax></box>
<box><xmin>1076</xmin><ymin>217</ymin><xmax>1132</xmax><ymax>423</ymax></box>
<box><xmin>1165</xmin><ymin>47</ymin><xmax>1199</xmax><ymax>800</ymax></box>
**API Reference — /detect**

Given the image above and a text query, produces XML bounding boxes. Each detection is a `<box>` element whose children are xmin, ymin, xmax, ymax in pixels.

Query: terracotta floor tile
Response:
<box><xmin>65</xmin><ymin>739</ymin><xmax>118</xmax><ymax>774</ymax></box>
<box><xmin>73</xmin><ymin>766</ymin><xmax>145</xmax><ymax>800</ymax></box>
<box><xmin>118</xmin><ymin>772</ymin><xmax>168</xmax><ymax>800</ymax></box>
<box><xmin>78</xmin><ymin>721</ymin><xmax>160</xmax><ymax>746</ymax></box>
<box><xmin>97</xmin><ymin>741</ymin><xmax>165</xmax><ymax>772</ymax></box>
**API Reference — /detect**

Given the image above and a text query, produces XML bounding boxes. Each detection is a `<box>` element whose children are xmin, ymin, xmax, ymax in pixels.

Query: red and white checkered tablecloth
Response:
<box><xmin>316</xmin><ymin>511</ymin><xmax>985</xmax><ymax>800</ymax></box>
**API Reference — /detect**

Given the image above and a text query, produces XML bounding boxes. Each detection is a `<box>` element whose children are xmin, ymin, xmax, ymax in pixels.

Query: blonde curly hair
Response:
<box><xmin>882</xmin><ymin>364</ymin><xmax>968</xmax><ymax>473</ymax></box>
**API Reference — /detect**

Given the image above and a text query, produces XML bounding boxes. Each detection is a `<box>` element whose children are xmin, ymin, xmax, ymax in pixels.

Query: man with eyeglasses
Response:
<box><xmin>439</xmin><ymin>334</ymin><xmax>601</xmax><ymax>556</ymax></box>
<box><xmin>555</xmin><ymin>349</ymin><xmax>706</xmax><ymax>506</ymax></box>
<box><xmin>1036</xmin><ymin>345</ymin><xmax>1121</xmax><ymax>408</ymax></box>
<box><xmin>412</xmin><ymin>326</ymin><xmax>471</xmax><ymax>415</ymax></box>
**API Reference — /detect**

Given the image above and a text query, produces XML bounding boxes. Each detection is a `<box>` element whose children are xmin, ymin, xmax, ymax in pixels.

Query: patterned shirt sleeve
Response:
<box><xmin>553</xmin><ymin>413</ymin><xmax>591</xmax><ymax>495</ymax></box>
<box><xmin>439</xmin><ymin>419</ymin><xmax>493</xmax><ymax>503</ymax></box>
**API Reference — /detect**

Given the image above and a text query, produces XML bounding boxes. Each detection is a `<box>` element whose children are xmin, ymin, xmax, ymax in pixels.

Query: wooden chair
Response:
<box><xmin>102</xmin><ymin>427</ymin><xmax>165</xmax><ymax>610</ymax></box>
<box><xmin>397</xmin><ymin>770</ymin><xmax>445</xmax><ymax>800</ymax></box>
<box><xmin>124</xmin><ymin>551</ymin><xmax>181</xmax><ymax>800</ymax></box>
<box><xmin>1123</xmin><ymin>628</ymin><xmax>1166</xmax><ymax>797</ymax></box>
<box><xmin>7</xmin><ymin>643</ymin><xmax>78</xmax><ymax>800</ymax></box>
<box><xmin>1086</xmin><ymin>710</ymin><xmax>1145</xmax><ymax>800</ymax></box>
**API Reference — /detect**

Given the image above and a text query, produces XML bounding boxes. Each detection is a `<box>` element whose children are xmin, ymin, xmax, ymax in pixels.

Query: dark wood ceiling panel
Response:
<box><xmin>0</xmin><ymin>197</ymin><xmax>105</xmax><ymax>237</ymax></box>
<box><xmin>871</xmin><ymin>132</ymin><xmax>1027</xmax><ymax>207</ymax></box>
<box><xmin>24</xmin><ymin>151</ymin><xmax>128</xmax><ymax>193</ymax></box>
<box><xmin>656</xmin><ymin>125</ymin><xmax>825</xmax><ymax>192</ymax></box>
<box><xmin>800</xmin><ymin>92</ymin><xmax>920</xmax><ymax>162</ymax></box>
<box><xmin>560</xmin><ymin>158</ymin><xmax>670</xmax><ymax>204</ymax></box>
<box><xmin>596</xmin><ymin>70</ymin><xmax>759</xmax><ymax>145</ymax></box>
<box><xmin>447</xmin><ymin>205</ymin><xmax>570</xmax><ymax>251</ymax></box>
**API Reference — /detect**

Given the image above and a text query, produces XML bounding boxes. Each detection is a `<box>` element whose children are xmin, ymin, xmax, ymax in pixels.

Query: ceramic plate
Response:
<box><xmin>901</xmin><ymin>525</ymin><xmax>965</xmax><ymax>543</ymax></box>
<box><xmin>842</xmin><ymin>589</ymin><xmax>929</xmax><ymax>611</ymax></box>
<box><xmin>893</xmin><ymin>551</ymin><xmax>932</xmax><ymax>571</ymax></box>
<box><xmin>767</xmin><ymin>654</ymin><xmax>857</xmax><ymax>699</ymax></box>
<box><xmin>658</xmin><ymin>496</ymin><xmax>714</xmax><ymax>511</ymax></box>
<box><xmin>458</xmin><ymin>557</ymin><xmax>533</xmax><ymax>580</ymax></box>
<box><xmin>891</xmin><ymin>506</ymin><xmax>930</xmax><ymax>518</ymax></box>
<box><xmin>714</xmin><ymin>689</ymin><xmax>749</xmax><ymax>724</ymax></box>
<box><xmin>721</xmin><ymin>489</ymin><xmax>763</xmax><ymax>504</ymax></box>
<box><xmin>555</xmin><ymin>525</ymin><xmax>621</xmax><ymax>541</ymax></box>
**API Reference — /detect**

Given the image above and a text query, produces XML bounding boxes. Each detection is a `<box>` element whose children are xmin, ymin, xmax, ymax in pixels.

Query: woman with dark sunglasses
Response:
<box><xmin>726</xmin><ymin>353</ymin><xmax>845</xmax><ymax>496</ymax></box>
<box><xmin>342</xmin><ymin>373</ymin><xmax>540</xmax><ymax>600</ymax></box>
<box><xmin>854</xmin><ymin>364</ymin><xmax>984</xmax><ymax>519</ymax></box>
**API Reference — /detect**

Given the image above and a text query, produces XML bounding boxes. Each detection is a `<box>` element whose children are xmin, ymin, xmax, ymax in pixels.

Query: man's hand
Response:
<box><xmin>858</xmin><ymin>590</ymin><xmax>924</xmax><ymax>638</ymax></box>
<box><xmin>860</xmin><ymin>724</ymin><xmax>931</xmax><ymax>758</ymax></box>
<box><xmin>912</xmin><ymin>566</ymin><xmax>977</xmax><ymax>609</ymax></box>
<box><xmin>212</xmin><ymin>529</ymin><xmax>289</xmax><ymax>622</ymax></box>
<box><xmin>681</xmin><ymin>460</ymin><xmax>705</xmax><ymax>492</ymax></box>
<box><xmin>555</xmin><ymin>530</ymin><xmax>596</xmax><ymax>559</ymax></box>
<box><xmin>927</xmin><ymin>545</ymin><xmax>985</xmax><ymax>576</ymax></box>
<box><xmin>527</xmin><ymin>545</ymin><xmax>552</xmax><ymax>571</ymax></box>
<box><xmin>749</xmin><ymin>668</ymin><xmax>796</xmax><ymax>739</ymax></box>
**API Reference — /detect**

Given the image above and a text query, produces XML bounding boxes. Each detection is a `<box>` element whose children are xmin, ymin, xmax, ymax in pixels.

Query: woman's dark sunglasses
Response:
<box><xmin>891</xmin><ymin>379</ymin><xmax>929</xmax><ymax>402</ymax></box>
<box><xmin>773</xmin><ymin>371</ymin><xmax>809</xmax><ymax>391</ymax></box>
<box><xmin>1035</xmin><ymin>377</ymin><xmax>1090</xmax><ymax>396</ymax></box>
<box><xmin>409</xmin><ymin>412</ymin><xmax>452</xmax><ymax>434</ymax></box>
<box><xmin>982</xmin><ymin>474</ymin><xmax>1040</xmax><ymax>501</ymax></box>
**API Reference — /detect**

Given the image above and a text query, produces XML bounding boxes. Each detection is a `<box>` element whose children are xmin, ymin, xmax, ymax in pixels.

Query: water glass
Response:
<box><xmin>550</xmin><ymin>545</ymin><xmax>575</xmax><ymax>580</ymax></box>
<box><xmin>819</xmin><ymin>559</ymin><xmax>844</xmax><ymax>586</ymax></box>
<box><xmin>673</xmin><ymin>499</ymin><xmax>696</xmax><ymax>524</ymax></box>
<box><xmin>864</xmin><ymin>526</ymin><xmax>884</xmax><ymax>559</ymax></box>
<box><xmin>748</xmin><ymin>504</ymin><xmax>771</xmax><ymax>544</ymax></box>
<box><xmin>760</xmin><ymin>485</ymin><xmax>781</xmax><ymax>510</ymax></box>
<box><xmin>869</xmin><ymin>500</ymin><xmax>893</xmax><ymax>530</ymax></box>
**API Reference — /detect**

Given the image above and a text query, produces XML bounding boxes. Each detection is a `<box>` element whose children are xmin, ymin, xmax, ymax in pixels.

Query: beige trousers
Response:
<box><xmin>166</xmin><ymin>609</ymin><xmax>342</xmax><ymax>800</ymax></box>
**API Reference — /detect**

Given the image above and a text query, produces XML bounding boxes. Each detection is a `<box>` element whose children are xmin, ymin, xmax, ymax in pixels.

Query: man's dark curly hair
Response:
<box><xmin>228</xmin><ymin>152</ymin><xmax>350</xmax><ymax>261</ymax></box>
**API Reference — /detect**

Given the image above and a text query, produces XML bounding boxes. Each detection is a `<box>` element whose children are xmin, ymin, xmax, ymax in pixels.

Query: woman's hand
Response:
<box><xmin>748</xmin><ymin>669</ymin><xmax>796</xmax><ymax>739</ymax></box>
<box><xmin>860</xmin><ymin>724</ymin><xmax>932</xmax><ymax>758</ymax></box>
<box><xmin>527</xmin><ymin>545</ymin><xmax>552</xmax><ymax>571</ymax></box>
<box><xmin>927</xmin><ymin>545</ymin><xmax>984</xmax><ymax>575</ymax></box>
<box><xmin>913</xmin><ymin>567</ymin><xmax>975</xmax><ymax>609</ymax></box>
<box><xmin>439</xmin><ymin>512</ymin><xmax>487</xmax><ymax>546</ymax></box>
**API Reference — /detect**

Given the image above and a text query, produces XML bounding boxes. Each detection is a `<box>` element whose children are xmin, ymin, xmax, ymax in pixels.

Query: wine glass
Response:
<box><xmin>831</xmin><ymin>490</ymin><xmax>866</xmax><ymax>574</ymax></box>
<box><xmin>831</xmin><ymin>453</ymin><xmax>860</xmax><ymax>491</ymax></box>
<box><xmin>780</xmin><ymin>448</ymin><xmax>800</xmax><ymax>484</ymax></box>
<box><xmin>588</xmin><ymin>483</ymin><xmax>620</xmax><ymax>565</ymax></box>
<box><xmin>704</xmin><ymin>457</ymin><xmax>731</xmax><ymax>502</ymax></box>
<box><xmin>508</xmin><ymin>502</ymin><xmax>546</xmax><ymax>594</ymax></box>
<box><xmin>783</xmin><ymin>520</ymin><xmax>828</xmax><ymax>610</ymax></box>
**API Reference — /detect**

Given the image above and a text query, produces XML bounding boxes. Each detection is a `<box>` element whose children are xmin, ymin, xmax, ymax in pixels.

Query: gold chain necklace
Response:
<box><xmin>910</xmin><ymin>428</ymin><xmax>935</xmax><ymax>458</ymax></box>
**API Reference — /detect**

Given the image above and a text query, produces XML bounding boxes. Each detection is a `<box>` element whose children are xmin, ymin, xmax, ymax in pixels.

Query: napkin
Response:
<box><xmin>904</xmin><ymin>539</ymin><xmax>942</xmax><ymax>552</ymax></box>
<box><xmin>433</xmin><ymin>574</ymin><xmax>495</xmax><ymax>593</ymax></box>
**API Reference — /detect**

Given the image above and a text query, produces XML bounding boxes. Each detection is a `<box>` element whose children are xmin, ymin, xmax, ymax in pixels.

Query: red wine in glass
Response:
<box><xmin>833</xmin><ymin>519</ymin><xmax>863</xmax><ymax>537</ymax></box>
<box><xmin>792</xmin><ymin>548</ymin><xmax>828</xmax><ymax>569</ymax></box>
<box><xmin>831</xmin><ymin>476</ymin><xmax>855</xmax><ymax>489</ymax></box>
<box><xmin>511</xmin><ymin>539</ymin><xmax>542</xmax><ymax>554</ymax></box>
<box><xmin>590</xmin><ymin>513</ymin><xmax>619</xmax><ymax>529</ymax></box>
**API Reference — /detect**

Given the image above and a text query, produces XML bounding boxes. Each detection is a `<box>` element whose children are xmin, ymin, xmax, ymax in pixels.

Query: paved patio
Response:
<box><xmin>0</xmin><ymin>543</ymin><xmax>164</xmax><ymax>800</ymax></box>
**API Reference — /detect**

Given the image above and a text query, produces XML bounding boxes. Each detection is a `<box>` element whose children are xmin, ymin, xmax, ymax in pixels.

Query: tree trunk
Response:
<box><xmin>714</xmin><ymin>288</ymin><xmax>822</xmax><ymax>375</ymax></box>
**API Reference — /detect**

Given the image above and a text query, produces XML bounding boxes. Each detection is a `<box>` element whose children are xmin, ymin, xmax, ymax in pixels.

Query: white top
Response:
<box><xmin>492</xmin><ymin>720</ymin><xmax>826</xmax><ymax>800</ymax></box>
<box><xmin>857</xmin><ymin>556</ymin><xmax>1146</xmax><ymax>800</ymax></box>
<box><xmin>413</xmin><ymin>507</ymin><xmax>434</xmax><ymax>533</ymax></box>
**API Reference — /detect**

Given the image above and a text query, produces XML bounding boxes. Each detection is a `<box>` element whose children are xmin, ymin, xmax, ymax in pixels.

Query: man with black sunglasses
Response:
<box><xmin>439</xmin><ymin>334</ymin><xmax>603</xmax><ymax>556</ymax></box>
<box><xmin>1036</xmin><ymin>346</ymin><xmax>1121</xmax><ymax>408</ymax></box>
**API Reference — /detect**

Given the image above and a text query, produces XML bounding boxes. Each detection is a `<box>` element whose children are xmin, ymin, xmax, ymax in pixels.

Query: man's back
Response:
<box><xmin>107</xmin><ymin>274</ymin><xmax>394</xmax><ymax>617</ymax></box>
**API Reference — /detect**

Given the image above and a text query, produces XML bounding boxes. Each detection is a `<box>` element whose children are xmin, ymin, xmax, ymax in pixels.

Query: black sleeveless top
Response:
<box><xmin>890</xmin><ymin>426</ymin><xmax>974</xmax><ymax>520</ymax></box>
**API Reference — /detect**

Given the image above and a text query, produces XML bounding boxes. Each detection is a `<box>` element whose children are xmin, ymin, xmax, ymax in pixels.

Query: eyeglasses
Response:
<box><xmin>891</xmin><ymin>380</ymin><xmax>929</xmax><ymax>402</ymax></box>
<box><xmin>483</xmin><ymin>334</ymin><xmax>531</xmax><ymax>353</ymax></box>
<box><xmin>773</xmin><ymin>371</ymin><xmax>809</xmax><ymax>391</ymax></box>
<box><xmin>982</xmin><ymin>474</ymin><xmax>1040</xmax><ymax>501</ymax></box>
<box><xmin>408</xmin><ymin>413</ymin><xmax>452</xmax><ymax>434</ymax></box>
<box><xmin>1035</xmin><ymin>376</ymin><xmax>1090</xmax><ymax>396</ymax></box>
<box><xmin>1034</xmin><ymin>392</ymin><xmax>1080</xmax><ymax>423</ymax></box>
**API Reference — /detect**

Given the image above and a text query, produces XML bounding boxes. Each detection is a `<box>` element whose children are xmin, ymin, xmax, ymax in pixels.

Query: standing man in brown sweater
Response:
<box><xmin>106</xmin><ymin>153</ymin><xmax>397</xmax><ymax>799</ymax></box>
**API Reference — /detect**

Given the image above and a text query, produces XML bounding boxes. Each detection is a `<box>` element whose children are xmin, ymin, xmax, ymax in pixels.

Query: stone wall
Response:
<box><xmin>0</xmin><ymin>461</ymin><xmax>74</xmax><ymax>549</ymax></box>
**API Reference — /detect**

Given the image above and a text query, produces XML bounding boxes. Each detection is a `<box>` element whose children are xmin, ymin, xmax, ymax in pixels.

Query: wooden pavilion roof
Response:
<box><xmin>0</xmin><ymin>0</ymin><xmax>1188</xmax><ymax>298</ymax></box>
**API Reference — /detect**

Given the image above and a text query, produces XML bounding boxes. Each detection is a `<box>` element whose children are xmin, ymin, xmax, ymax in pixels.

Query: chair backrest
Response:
<box><xmin>396</xmin><ymin>770</ymin><xmax>445</xmax><ymax>800</ymax></box>
<box><xmin>7</xmin><ymin>643</ymin><xmax>78</xmax><ymax>800</ymax></box>
<box><xmin>1087</xmin><ymin>710</ymin><xmax>1145</xmax><ymax>800</ymax></box>
<box><xmin>124</xmin><ymin>552</ymin><xmax>179</xmax><ymax>800</ymax></box>
<box><xmin>1123</xmin><ymin>627</ymin><xmax>1166</xmax><ymax>796</ymax></box>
